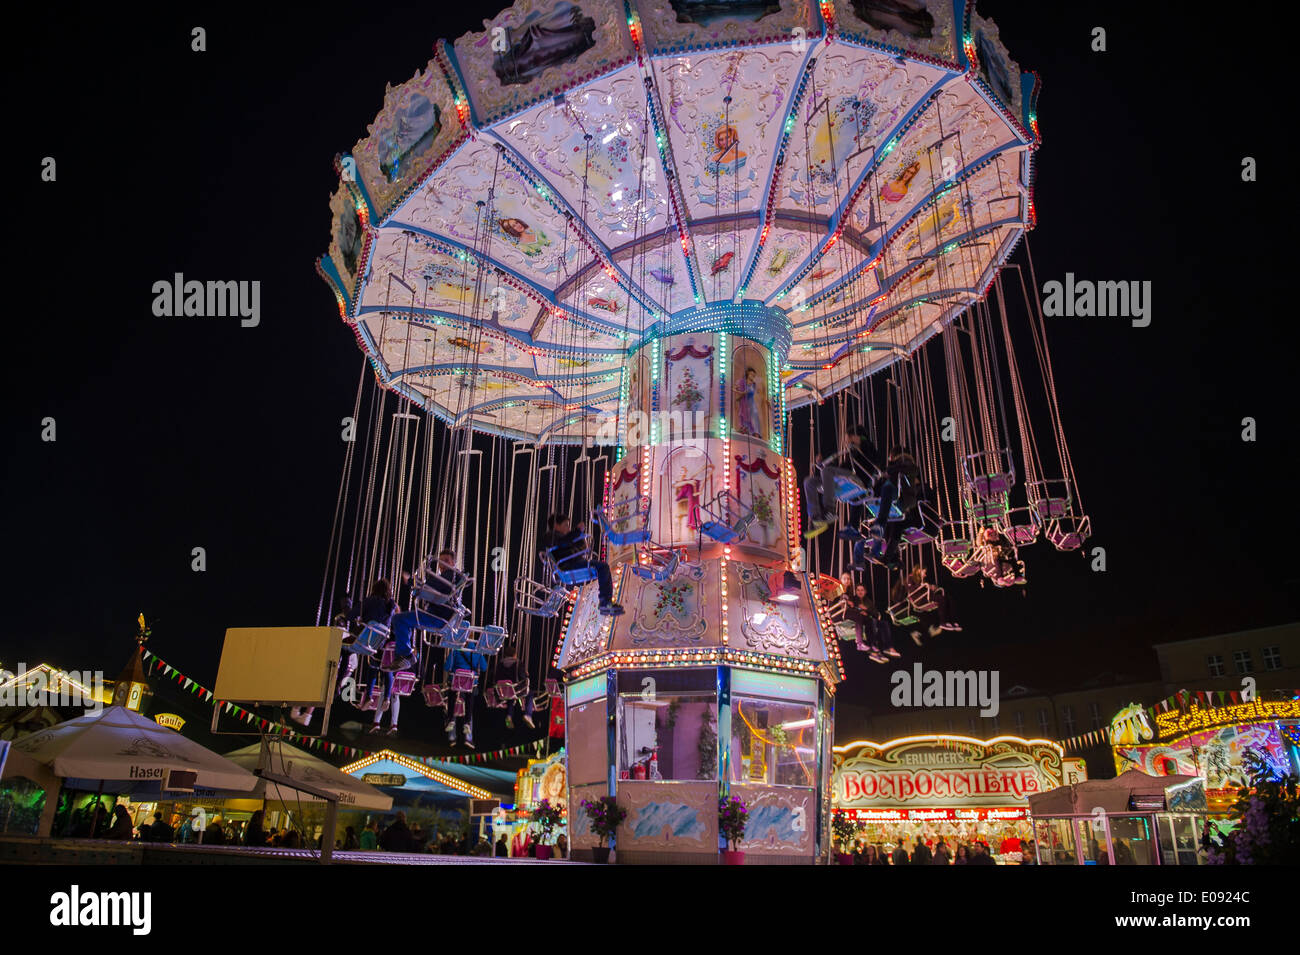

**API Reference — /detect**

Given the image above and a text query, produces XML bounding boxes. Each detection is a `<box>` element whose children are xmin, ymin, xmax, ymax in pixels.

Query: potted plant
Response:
<box><xmin>719</xmin><ymin>795</ymin><xmax>748</xmax><ymax>865</ymax></box>
<box><xmin>531</xmin><ymin>798</ymin><xmax>564</xmax><ymax>860</ymax></box>
<box><xmin>832</xmin><ymin>814</ymin><xmax>863</xmax><ymax>864</ymax></box>
<box><xmin>580</xmin><ymin>795</ymin><xmax>626</xmax><ymax>863</ymax></box>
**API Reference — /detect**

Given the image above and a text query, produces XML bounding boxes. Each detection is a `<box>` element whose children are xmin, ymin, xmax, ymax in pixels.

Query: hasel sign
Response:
<box><xmin>832</xmin><ymin>737</ymin><xmax>1065</xmax><ymax>811</ymax></box>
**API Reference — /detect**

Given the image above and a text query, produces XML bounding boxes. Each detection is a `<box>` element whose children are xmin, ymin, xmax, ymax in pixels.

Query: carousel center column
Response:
<box><xmin>557</xmin><ymin>302</ymin><xmax>844</xmax><ymax>865</ymax></box>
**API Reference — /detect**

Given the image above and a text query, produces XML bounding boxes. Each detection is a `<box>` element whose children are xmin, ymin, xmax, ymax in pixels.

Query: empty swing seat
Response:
<box><xmin>483</xmin><ymin>686</ymin><xmax>500</xmax><ymax>708</ymax></box>
<box><xmin>353</xmin><ymin>622</ymin><xmax>390</xmax><ymax>658</ymax></box>
<box><xmin>631</xmin><ymin>547</ymin><xmax>679</xmax><ymax>583</ymax></box>
<box><xmin>942</xmin><ymin>554</ymin><xmax>981</xmax><ymax>578</ymax></box>
<box><xmin>358</xmin><ymin>682</ymin><xmax>383</xmax><ymax>712</ymax></box>
<box><xmin>938</xmin><ymin>523</ymin><xmax>973</xmax><ymax>557</ymax></box>
<box><xmin>862</xmin><ymin>497</ymin><xmax>906</xmax><ymax>521</ymax></box>
<box><xmin>473</xmin><ymin>625</ymin><xmax>508</xmax><ymax>654</ymax></box>
<box><xmin>970</xmin><ymin>472</ymin><xmax>1015</xmax><ymax>499</ymax></box>
<box><xmin>1047</xmin><ymin>515</ymin><xmax>1091</xmax><ymax>551</ymax></box>
<box><xmin>392</xmin><ymin>671</ymin><xmax>418</xmax><ymax>696</ymax></box>
<box><xmin>833</xmin><ymin>620</ymin><xmax>859</xmax><ymax>642</ymax></box>
<box><xmin>908</xmin><ymin>584</ymin><xmax>939</xmax><ymax>613</ymax></box>
<box><xmin>451</xmin><ymin>669</ymin><xmax>478</xmax><ymax>693</ymax></box>
<box><xmin>888</xmin><ymin>600</ymin><xmax>919</xmax><ymax>627</ymax></box>
<box><xmin>422</xmin><ymin>684</ymin><xmax>446</xmax><ymax>708</ymax></box>
<box><xmin>515</xmin><ymin>577</ymin><xmax>567</xmax><ymax>618</ymax></box>
<box><xmin>966</xmin><ymin>498</ymin><xmax>1008</xmax><ymax>523</ymax></box>
<box><xmin>437</xmin><ymin>625</ymin><xmax>470</xmax><ymax>650</ymax></box>
<box><xmin>698</xmin><ymin>491</ymin><xmax>756</xmax><ymax>543</ymax></box>
<box><xmin>597</xmin><ymin>501</ymin><xmax>652</xmax><ymax>546</ymax></box>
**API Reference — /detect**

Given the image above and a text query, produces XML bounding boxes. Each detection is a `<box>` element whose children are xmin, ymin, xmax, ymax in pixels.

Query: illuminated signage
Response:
<box><xmin>361</xmin><ymin>773</ymin><xmax>406</xmax><ymax>787</ymax></box>
<box><xmin>832</xmin><ymin>737</ymin><xmax>1065</xmax><ymax>811</ymax></box>
<box><xmin>154</xmin><ymin>713</ymin><xmax>186</xmax><ymax>731</ymax></box>
<box><xmin>1153</xmin><ymin>700</ymin><xmax>1300</xmax><ymax>741</ymax></box>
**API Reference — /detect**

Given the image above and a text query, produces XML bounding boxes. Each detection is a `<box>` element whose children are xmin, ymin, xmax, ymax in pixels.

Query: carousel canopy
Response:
<box><xmin>320</xmin><ymin>0</ymin><xmax>1038</xmax><ymax>442</ymax></box>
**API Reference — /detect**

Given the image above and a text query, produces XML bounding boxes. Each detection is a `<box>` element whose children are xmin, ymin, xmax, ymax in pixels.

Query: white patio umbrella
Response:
<box><xmin>222</xmin><ymin>741</ymin><xmax>392</xmax><ymax>811</ymax></box>
<box><xmin>12</xmin><ymin>705</ymin><xmax>256</xmax><ymax>791</ymax></box>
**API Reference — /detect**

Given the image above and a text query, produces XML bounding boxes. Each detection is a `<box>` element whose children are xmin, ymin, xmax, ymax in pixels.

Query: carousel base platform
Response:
<box><xmin>0</xmin><ymin>836</ymin><xmax>577</xmax><ymax>865</ymax></box>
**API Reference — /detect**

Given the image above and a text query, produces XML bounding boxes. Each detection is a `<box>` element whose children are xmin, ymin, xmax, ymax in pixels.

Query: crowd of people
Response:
<box><xmin>844</xmin><ymin>835</ymin><xmax>1037</xmax><ymax>865</ymax></box>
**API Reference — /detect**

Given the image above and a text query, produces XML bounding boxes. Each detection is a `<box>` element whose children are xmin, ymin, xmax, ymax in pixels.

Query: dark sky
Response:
<box><xmin>5</xmin><ymin>3</ymin><xmax>1295</xmax><ymax>751</ymax></box>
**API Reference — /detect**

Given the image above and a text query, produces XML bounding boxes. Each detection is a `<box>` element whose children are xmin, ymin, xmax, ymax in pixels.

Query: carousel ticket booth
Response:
<box><xmin>555</xmin><ymin>317</ymin><xmax>843</xmax><ymax>864</ymax></box>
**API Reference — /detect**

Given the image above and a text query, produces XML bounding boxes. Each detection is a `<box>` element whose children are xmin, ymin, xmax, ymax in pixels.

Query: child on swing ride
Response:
<box><xmin>387</xmin><ymin>549</ymin><xmax>471</xmax><ymax>672</ymax></box>
<box><xmin>803</xmin><ymin>425</ymin><xmax>881</xmax><ymax>539</ymax></box>
<box><xmin>544</xmin><ymin>512</ymin><xmax>624</xmax><ymax>615</ymax></box>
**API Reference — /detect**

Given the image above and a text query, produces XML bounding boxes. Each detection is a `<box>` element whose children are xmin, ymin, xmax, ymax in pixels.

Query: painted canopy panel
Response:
<box><xmin>320</xmin><ymin>0</ymin><xmax>1036</xmax><ymax>440</ymax></box>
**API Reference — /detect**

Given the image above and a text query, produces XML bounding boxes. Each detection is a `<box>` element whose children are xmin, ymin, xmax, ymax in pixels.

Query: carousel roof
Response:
<box><xmin>319</xmin><ymin>0</ymin><xmax>1038</xmax><ymax>442</ymax></box>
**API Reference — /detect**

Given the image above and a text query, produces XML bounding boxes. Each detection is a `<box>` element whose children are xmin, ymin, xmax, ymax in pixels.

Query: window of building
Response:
<box><xmin>989</xmin><ymin>712</ymin><xmax>1001</xmax><ymax>733</ymax></box>
<box><xmin>1014</xmin><ymin>711</ymin><xmax>1025</xmax><ymax>735</ymax></box>
<box><xmin>1038</xmin><ymin>709</ymin><xmax>1050</xmax><ymax>736</ymax></box>
<box><xmin>1233</xmin><ymin>650</ymin><xmax>1253</xmax><ymax>675</ymax></box>
<box><xmin>730</xmin><ymin>697</ymin><xmax>816</xmax><ymax>787</ymax></box>
<box><xmin>1263</xmin><ymin>646</ymin><xmax>1282</xmax><ymax>671</ymax></box>
<box><xmin>1207</xmin><ymin>655</ymin><xmax>1224</xmax><ymax>678</ymax></box>
<box><xmin>1089</xmin><ymin>702</ymin><xmax>1102</xmax><ymax>731</ymax></box>
<box><xmin>1062</xmin><ymin>705</ymin><xmax>1076</xmax><ymax>735</ymax></box>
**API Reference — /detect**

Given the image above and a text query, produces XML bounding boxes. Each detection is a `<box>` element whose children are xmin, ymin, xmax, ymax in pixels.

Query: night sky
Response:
<box><xmin>5</xmin><ymin>2</ymin><xmax>1294</xmax><ymax>754</ymax></box>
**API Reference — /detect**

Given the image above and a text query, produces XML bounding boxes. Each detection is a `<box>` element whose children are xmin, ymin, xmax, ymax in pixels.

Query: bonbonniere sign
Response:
<box><xmin>832</xmin><ymin>737</ymin><xmax>1066</xmax><ymax>811</ymax></box>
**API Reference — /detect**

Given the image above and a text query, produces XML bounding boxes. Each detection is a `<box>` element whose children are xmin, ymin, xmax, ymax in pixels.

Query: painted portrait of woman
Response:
<box><xmin>730</xmin><ymin>344</ymin><xmax>769</xmax><ymax>440</ymax></box>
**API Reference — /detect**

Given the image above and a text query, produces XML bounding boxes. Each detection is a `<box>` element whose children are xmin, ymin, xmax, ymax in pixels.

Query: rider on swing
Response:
<box><xmin>544</xmin><ymin>513</ymin><xmax>624</xmax><ymax>616</ymax></box>
<box><xmin>803</xmin><ymin>425</ymin><xmax>880</xmax><ymax>539</ymax></box>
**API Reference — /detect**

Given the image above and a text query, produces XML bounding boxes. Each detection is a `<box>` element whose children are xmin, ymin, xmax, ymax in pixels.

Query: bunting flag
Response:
<box><xmin>139</xmin><ymin>648</ymin><xmax>549</xmax><ymax>766</ymax></box>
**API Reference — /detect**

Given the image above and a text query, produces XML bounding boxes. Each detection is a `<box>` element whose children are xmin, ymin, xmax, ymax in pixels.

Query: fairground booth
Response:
<box><xmin>491</xmin><ymin>749</ymin><xmax>568</xmax><ymax>856</ymax></box>
<box><xmin>1027</xmin><ymin>770</ymin><xmax>1208</xmax><ymax>866</ymax></box>
<box><xmin>831</xmin><ymin>735</ymin><xmax>1086</xmax><ymax>863</ymax></box>
<box><xmin>1108</xmin><ymin>696</ymin><xmax>1300</xmax><ymax>816</ymax></box>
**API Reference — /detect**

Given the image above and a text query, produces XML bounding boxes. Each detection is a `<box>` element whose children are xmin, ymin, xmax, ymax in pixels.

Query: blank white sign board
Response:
<box><xmin>213</xmin><ymin>627</ymin><xmax>344</xmax><ymax>707</ymax></box>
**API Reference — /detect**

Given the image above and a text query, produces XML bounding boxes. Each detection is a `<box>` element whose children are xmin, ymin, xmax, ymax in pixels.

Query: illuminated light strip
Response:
<box><xmin>720</xmin><ymin>549</ymin><xmax>730</xmax><ymax>644</ymax></box>
<box><xmin>831</xmin><ymin>734</ymin><xmax>1064</xmax><ymax>756</ymax></box>
<box><xmin>340</xmin><ymin>750</ymin><xmax>495</xmax><ymax>800</ymax></box>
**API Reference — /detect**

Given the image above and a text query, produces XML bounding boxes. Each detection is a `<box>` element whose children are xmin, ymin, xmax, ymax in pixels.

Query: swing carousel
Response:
<box><xmin>317</xmin><ymin>0</ymin><xmax>1086</xmax><ymax>863</ymax></box>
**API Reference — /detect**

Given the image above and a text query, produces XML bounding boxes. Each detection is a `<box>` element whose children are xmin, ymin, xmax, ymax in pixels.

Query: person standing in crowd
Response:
<box><xmin>1020</xmin><ymin>840</ymin><xmax>1037</xmax><ymax>865</ymax></box>
<box><xmin>555</xmin><ymin>833</ymin><xmax>568</xmax><ymax>859</ymax></box>
<box><xmin>969</xmin><ymin>841</ymin><xmax>997</xmax><ymax>865</ymax></box>
<box><xmin>891</xmin><ymin>841</ymin><xmax>910</xmax><ymax>865</ymax></box>
<box><xmin>146</xmin><ymin>811</ymin><xmax>174</xmax><ymax>843</ymax></box>
<box><xmin>912</xmin><ymin>836</ymin><xmax>933</xmax><ymax>865</ymax></box>
<box><xmin>932</xmin><ymin>838</ymin><xmax>951</xmax><ymax>865</ymax></box>
<box><xmin>495</xmin><ymin>833</ymin><xmax>509</xmax><ymax>857</ymax></box>
<box><xmin>244</xmin><ymin>810</ymin><xmax>268</xmax><ymax>847</ymax></box>
<box><xmin>954</xmin><ymin>844</ymin><xmax>970</xmax><ymax>865</ymax></box>
<box><xmin>104</xmin><ymin>804</ymin><xmax>134</xmax><ymax>840</ymax></box>
<box><xmin>380</xmin><ymin>811</ymin><xmax>414</xmax><ymax>852</ymax></box>
<box><xmin>343</xmin><ymin>826</ymin><xmax>360</xmax><ymax>850</ymax></box>
<box><xmin>360</xmin><ymin>821</ymin><xmax>379</xmax><ymax>850</ymax></box>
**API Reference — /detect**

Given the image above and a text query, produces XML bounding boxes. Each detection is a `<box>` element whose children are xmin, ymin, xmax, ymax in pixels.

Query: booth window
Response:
<box><xmin>616</xmin><ymin>692</ymin><xmax>717</xmax><ymax>781</ymax></box>
<box><xmin>729</xmin><ymin>697</ymin><xmax>817</xmax><ymax>787</ymax></box>
<box><xmin>1109</xmin><ymin>815</ymin><xmax>1154</xmax><ymax>865</ymax></box>
<box><xmin>1034</xmin><ymin>819</ymin><xmax>1077</xmax><ymax>865</ymax></box>
<box><xmin>1077</xmin><ymin>818</ymin><xmax>1111</xmax><ymax>865</ymax></box>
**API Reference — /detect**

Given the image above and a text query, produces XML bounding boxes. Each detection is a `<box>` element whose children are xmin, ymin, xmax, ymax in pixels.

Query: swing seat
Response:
<box><xmin>1027</xmin><ymin>479</ymin><xmax>1074</xmax><ymax>522</ymax></box>
<box><xmin>515</xmin><ymin>577</ymin><xmax>567</xmax><ymax>618</ymax></box>
<box><xmin>698</xmin><ymin>491</ymin><xmax>756</xmax><ymax>543</ymax></box>
<box><xmin>901</xmin><ymin>524</ymin><xmax>935</xmax><ymax>545</ymax></box>
<box><xmin>496</xmin><ymin>680</ymin><xmax>518</xmax><ymax>701</ymax></box>
<box><xmin>938</xmin><ymin>522</ymin><xmax>972</xmax><ymax>558</ymax></box>
<box><xmin>908</xmin><ymin>584</ymin><xmax>939</xmax><ymax>613</ymax></box>
<box><xmin>555</xmin><ymin>563</ymin><xmax>598</xmax><ymax>587</ymax></box>
<box><xmin>888</xmin><ymin>601</ymin><xmax>919</xmax><ymax>626</ymax></box>
<box><xmin>358</xmin><ymin>683</ymin><xmax>384</xmax><ymax>712</ymax></box>
<box><xmin>596</xmin><ymin>500</ymin><xmax>651</xmax><ymax>546</ymax></box>
<box><xmin>422</xmin><ymin>684</ymin><xmax>446</xmax><ymax>708</ymax></box>
<box><xmin>941</xmin><ymin>554</ymin><xmax>980</xmax><ymax>578</ymax></box>
<box><xmin>451</xmin><ymin>668</ymin><xmax>478</xmax><ymax>693</ymax></box>
<box><xmin>483</xmin><ymin>686</ymin><xmax>500</xmax><ymax>709</ymax></box>
<box><xmin>970</xmin><ymin>472</ymin><xmax>1015</xmax><ymax>499</ymax></box>
<box><xmin>437</xmin><ymin>625</ymin><xmax>469</xmax><ymax>650</ymax></box>
<box><xmin>544</xmin><ymin>678</ymin><xmax>561</xmax><ymax>697</ymax></box>
<box><xmin>1034</xmin><ymin>497</ymin><xmax>1071</xmax><ymax>521</ymax></box>
<box><xmin>833</xmin><ymin>620</ymin><xmax>859</xmax><ymax>642</ymax></box>
<box><xmin>1047</xmin><ymin>515</ymin><xmax>1090</xmax><ymax>551</ymax></box>
<box><xmin>1003</xmin><ymin>507</ymin><xmax>1041</xmax><ymax>546</ymax></box>
<box><xmin>862</xmin><ymin>497</ymin><xmax>906</xmax><ymax>521</ymax></box>
<box><xmin>831</xmin><ymin>474</ymin><xmax>874</xmax><ymax>506</ymax></box>
<box><xmin>379</xmin><ymin>641</ymin><xmax>397</xmax><ymax>671</ymax></box>
<box><xmin>630</xmin><ymin>546</ymin><xmax>679</xmax><ymax>583</ymax></box>
<box><xmin>471</xmin><ymin>625</ymin><xmax>507</xmax><ymax>654</ymax></box>
<box><xmin>392</xmin><ymin>671</ymin><xmax>418</xmax><ymax>696</ymax></box>
<box><xmin>352</xmin><ymin>622</ymin><xmax>390</xmax><ymax>658</ymax></box>
<box><xmin>452</xmin><ymin>694</ymin><xmax>467</xmax><ymax>718</ymax></box>
<box><xmin>966</xmin><ymin>498</ymin><xmax>1008</xmax><ymax>523</ymax></box>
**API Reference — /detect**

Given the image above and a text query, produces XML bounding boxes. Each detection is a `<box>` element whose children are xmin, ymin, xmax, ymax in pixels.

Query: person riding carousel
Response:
<box><xmin>803</xmin><ymin>425</ymin><xmax>881</xmax><ymax>539</ymax></box>
<box><xmin>388</xmin><ymin>549</ymin><xmax>471</xmax><ymax>672</ymax></box>
<box><xmin>544</xmin><ymin>512</ymin><xmax>624</xmax><ymax>616</ymax></box>
<box><xmin>856</xmin><ymin>446</ymin><xmax>922</xmax><ymax>569</ymax></box>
